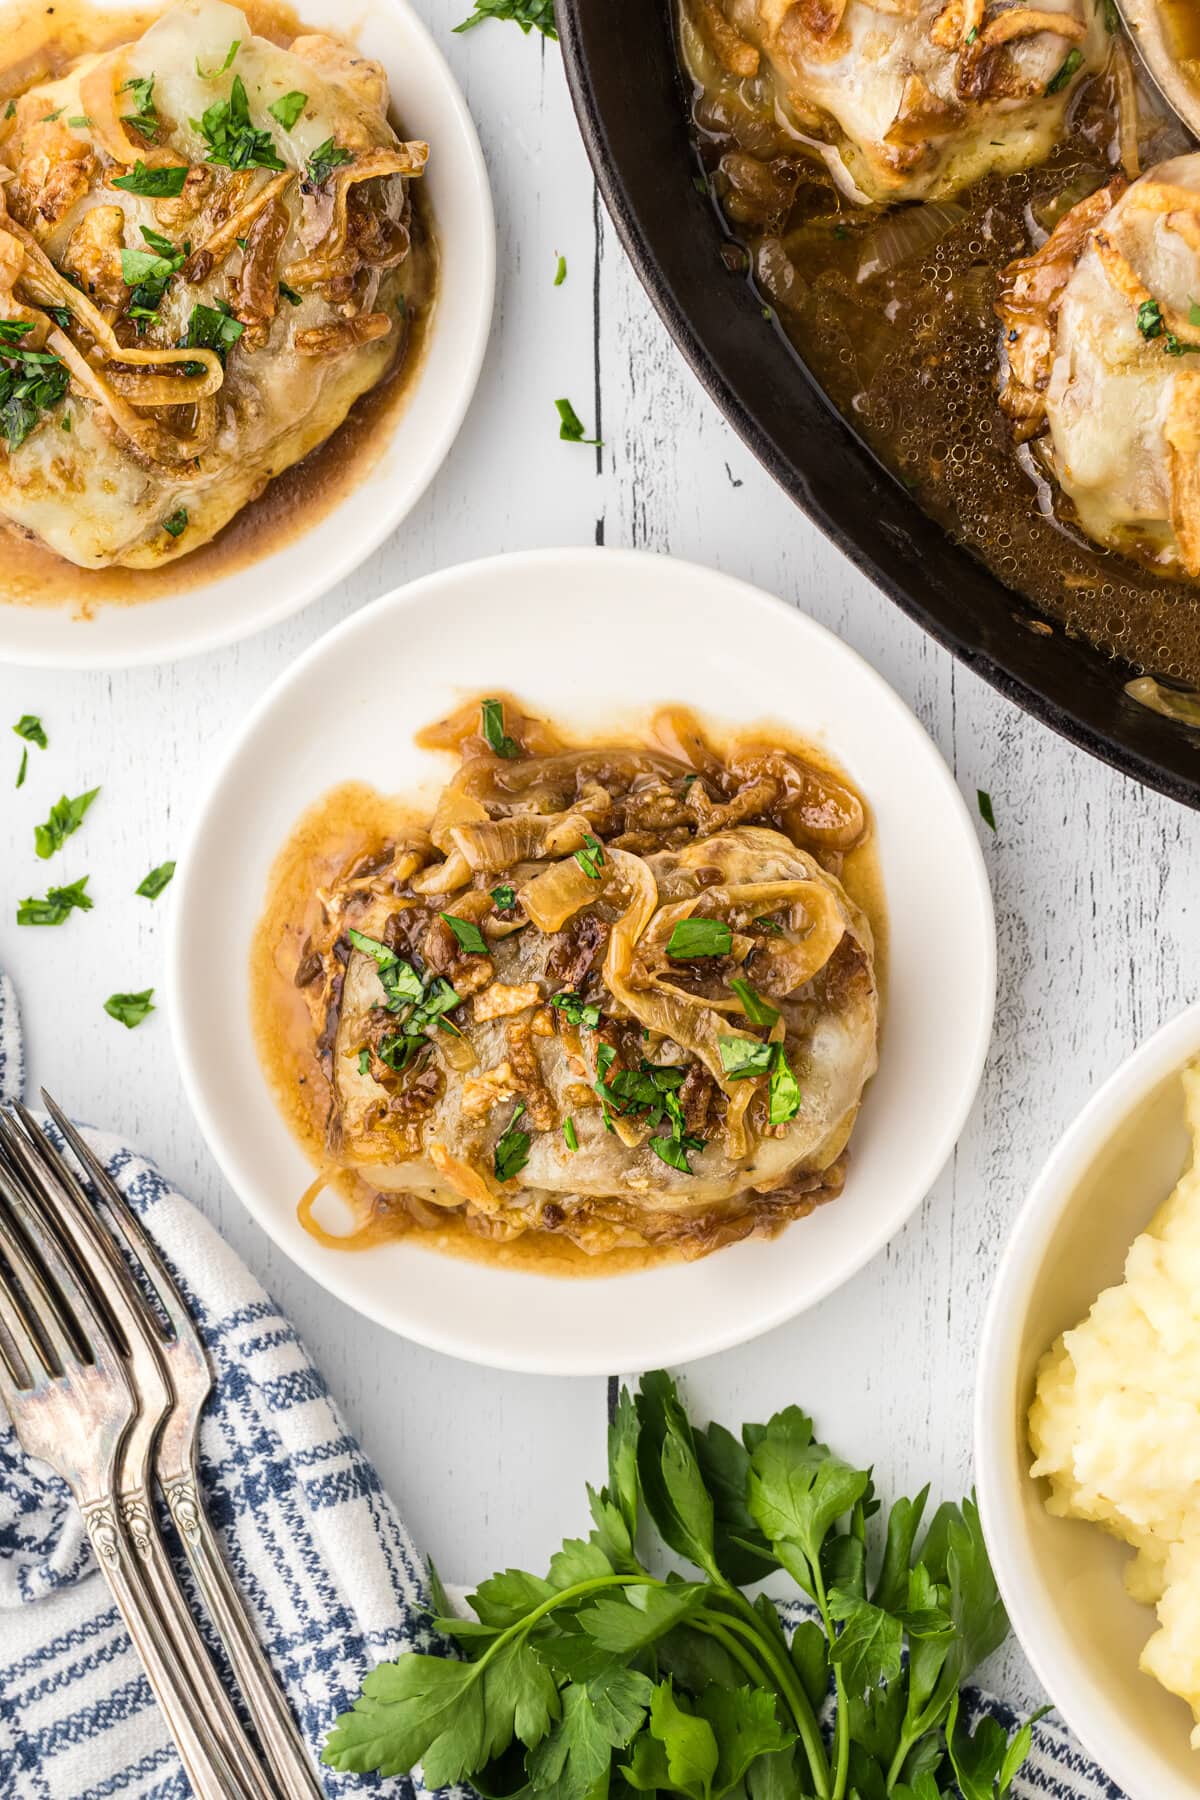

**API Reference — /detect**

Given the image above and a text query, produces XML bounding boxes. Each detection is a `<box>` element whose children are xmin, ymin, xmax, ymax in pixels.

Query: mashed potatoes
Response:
<box><xmin>1030</xmin><ymin>1060</ymin><xmax>1200</xmax><ymax>1745</ymax></box>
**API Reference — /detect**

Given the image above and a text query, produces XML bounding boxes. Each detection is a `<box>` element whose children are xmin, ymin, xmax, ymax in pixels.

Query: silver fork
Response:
<box><xmin>0</xmin><ymin>1166</ymin><xmax>241</xmax><ymax>1799</ymax></box>
<box><xmin>0</xmin><ymin>1109</ymin><xmax>281</xmax><ymax>1800</ymax></box>
<box><xmin>37</xmin><ymin>1096</ymin><xmax>328</xmax><ymax>1800</ymax></box>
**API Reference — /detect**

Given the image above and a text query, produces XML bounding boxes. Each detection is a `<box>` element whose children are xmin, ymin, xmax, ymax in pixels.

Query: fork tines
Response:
<box><xmin>0</xmin><ymin>1099</ymin><xmax>325</xmax><ymax>1800</ymax></box>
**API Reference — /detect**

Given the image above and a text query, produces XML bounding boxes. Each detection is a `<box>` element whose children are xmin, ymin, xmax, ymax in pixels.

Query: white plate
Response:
<box><xmin>976</xmin><ymin>1002</ymin><xmax>1200</xmax><ymax>1800</ymax></box>
<box><xmin>169</xmin><ymin>548</ymin><xmax>996</xmax><ymax>1374</ymax></box>
<box><xmin>0</xmin><ymin>0</ymin><xmax>494</xmax><ymax>669</ymax></box>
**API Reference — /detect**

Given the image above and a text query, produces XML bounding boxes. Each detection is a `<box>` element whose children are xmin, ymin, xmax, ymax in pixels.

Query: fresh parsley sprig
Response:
<box><xmin>454</xmin><ymin>0</ymin><xmax>557</xmax><ymax>36</ymax></box>
<box><xmin>324</xmin><ymin>1373</ymin><xmax>1040</xmax><ymax>1799</ymax></box>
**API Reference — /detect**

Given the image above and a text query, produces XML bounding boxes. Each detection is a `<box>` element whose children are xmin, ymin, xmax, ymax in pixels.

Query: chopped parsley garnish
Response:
<box><xmin>194</xmin><ymin>75</ymin><xmax>285</xmax><ymax>171</ymax></box>
<box><xmin>666</xmin><ymin>917</ymin><xmax>732</xmax><ymax>959</ymax></box>
<box><xmin>104</xmin><ymin>988</ymin><xmax>155</xmax><ymax>1029</ymax></box>
<box><xmin>1046</xmin><ymin>47</ymin><xmax>1083</xmax><ymax>94</ymax></box>
<box><xmin>268</xmin><ymin>90</ymin><xmax>307</xmax><ymax>130</ymax></box>
<box><xmin>121</xmin><ymin>225</ymin><xmax>188</xmax><ymax>328</ymax></box>
<box><xmin>120</xmin><ymin>73</ymin><xmax>158</xmax><ymax>139</ymax></box>
<box><xmin>136</xmin><ymin>860</ymin><xmax>176</xmax><ymax>899</ymax></box>
<box><xmin>494</xmin><ymin>1101</ymin><xmax>530</xmax><ymax>1182</ymax></box>
<box><xmin>977</xmin><ymin>788</ymin><xmax>996</xmax><ymax>831</ymax></box>
<box><xmin>183</xmin><ymin>300</ymin><xmax>245</xmax><ymax>362</ymax></box>
<box><xmin>574</xmin><ymin>833</ymin><xmax>605</xmax><ymax>881</ymax></box>
<box><xmin>1138</xmin><ymin>298</ymin><xmax>1165</xmax><ymax>341</ymax></box>
<box><xmin>348</xmin><ymin>927</ymin><xmax>463</xmax><ymax>1071</ymax></box>
<box><xmin>728</xmin><ymin>976</ymin><xmax>780</xmax><ymax>1029</ymax></box>
<box><xmin>279</xmin><ymin>279</ymin><xmax>303</xmax><ymax>306</ymax></box>
<box><xmin>754</xmin><ymin>913</ymin><xmax>784</xmax><ymax>935</ymax></box>
<box><xmin>0</xmin><ymin>325</ymin><xmax>68</xmax><ymax>450</ymax></box>
<box><xmin>491</xmin><ymin>883</ymin><xmax>516</xmax><ymax>911</ymax></box>
<box><xmin>67</xmin><ymin>115</ymin><xmax>92</xmax><ymax>129</ymax></box>
<box><xmin>17</xmin><ymin>876</ymin><xmax>92</xmax><ymax>926</ymax></box>
<box><xmin>718</xmin><ymin>1036</ymin><xmax>773</xmax><ymax>1079</ymax></box>
<box><xmin>196</xmin><ymin>39</ymin><xmax>241</xmax><ymax>79</ymax></box>
<box><xmin>4</xmin><ymin>101</ymin><xmax>14</xmax><ymax>119</ymax></box>
<box><xmin>440</xmin><ymin>912</ymin><xmax>489</xmax><ymax>955</ymax></box>
<box><xmin>60</xmin><ymin>413</ymin><xmax>71</xmax><ymax>431</ymax></box>
<box><xmin>555</xmin><ymin>396</ymin><xmax>601</xmax><ymax>445</ymax></box>
<box><xmin>162</xmin><ymin>508</ymin><xmax>189</xmax><ymax>539</ymax></box>
<box><xmin>34</xmin><ymin>786</ymin><xmax>99</xmax><ymax>859</ymax></box>
<box><xmin>593</xmin><ymin>1053</ymin><xmax>704</xmax><ymax>1172</ymax></box>
<box><xmin>550</xmin><ymin>990</ymin><xmax>601</xmax><ymax>1029</ymax></box>
<box><xmin>14</xmin><ymin>714</ymin><xmax>45</xmax><ymax>787</ymax></box>
<box><xmin>357</xmin><ymin>1048</ymin><xmax>370</xmax><ymax>1075</ymax></box>
<box><xmin>553</xmin><ymin>252</ymin><xmax>567</xmax><ymax>287</ymax></box>
<box><xmin>768</xmin><ymin>1043</ymin><xmax>802</xmax><ymax>1125</ymax></box>
<box><xmin>480</xmin><ymin>697</ymin><xmax>521</xmax><ymax>758</ymax></box>
<box><xmin>304</xmin><ymin>136</ymin><xmax>353</xmax><ymax>188</ymax></box>
<box><xmin>14</xmin><ymin>713</ymin><xmax>47</xmax><ymax>748</ymax></box>
<box><xmin>454</xmin><ymin>0</ymin><xmax>557</xmax><ymax>36</ymax></box>
<box><xmin>112</xmin><ymin>160</ymin><xmax>189</xmax><ymax>198</ymax></box>
<box><xmin>562</xmin><ymin>1116</ymin><xmax>578</xmax><ymax>1152</ymax></box>
<box><xmin>40</xmin><ymin>107</ymin><xmax>64</xmax><ymax>123</ymax></box>
<box><xmin>965</xmin><ymin>23</ymin><xmax>979</xmax><ymax>42</ymax></box>
<box><xmin>1103</xmin><ymin>0</ymin><xmax>1119</xmax><ymax>27</ymax></box>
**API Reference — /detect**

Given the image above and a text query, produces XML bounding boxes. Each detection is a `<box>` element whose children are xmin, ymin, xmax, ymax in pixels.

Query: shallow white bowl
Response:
<box><xmin>169</xmin><ymin>548</ymin><xmax>995</xmax><ymax>1373</ymax></box>
<box><xmin>976</xmin><ymin>1001</ymin><xmax>1200</xmax><ymax>1800</ymax></box>
<box><xmin>0</xmin><ymin>0</ymin><xmax>494</xmax><ymax>669</ymax></box>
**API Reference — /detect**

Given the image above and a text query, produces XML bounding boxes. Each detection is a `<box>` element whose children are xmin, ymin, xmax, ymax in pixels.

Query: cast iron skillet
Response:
<box><xmin>557</xmin><ymin>0</ymin><xmax>1200</xmax><ymax>809</ymax></box>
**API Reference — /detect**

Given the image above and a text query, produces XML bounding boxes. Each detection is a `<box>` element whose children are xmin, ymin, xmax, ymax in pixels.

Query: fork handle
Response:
<box><xmin>165</xmin><ymin>1474</ymin><xmax>327</xmax><ymax>1800</ymax></box>
<box><xmin>83</xmin><ymin>1499</ymin><xmax>244</xmax><ymax>1800</ymax></box>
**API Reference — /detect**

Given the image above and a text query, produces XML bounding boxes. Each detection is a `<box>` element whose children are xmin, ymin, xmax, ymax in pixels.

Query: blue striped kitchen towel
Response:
<box><xmin>0</xmin><ymin>966</ymin><xmax>1125</xmax><ymax>1799</ymax></box>
<box><xmin>0</xmin><ymin>970</ymin><xmax>459</xmax><ymax>1800</ymax></box>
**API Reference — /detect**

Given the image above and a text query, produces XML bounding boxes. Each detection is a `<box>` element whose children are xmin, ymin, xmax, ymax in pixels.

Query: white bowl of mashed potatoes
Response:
<box><xmin>976</xmin><ymin>1001</ymin><xmax>1200</xmax><ymax>1800</ymax></box>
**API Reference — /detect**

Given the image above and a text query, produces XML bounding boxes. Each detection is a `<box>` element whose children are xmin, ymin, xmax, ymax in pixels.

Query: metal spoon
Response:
<box><xmin>1114</xmin><ymin>0</ymin><xmax>1200</xmax><ymax>139</ymax></box>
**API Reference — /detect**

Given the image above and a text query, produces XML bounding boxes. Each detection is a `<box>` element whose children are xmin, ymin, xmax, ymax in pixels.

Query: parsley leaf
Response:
<box><xmin>563</xmin><ymin>1116</ymin><xmax>579</xmax><ymax>1152</ymax></box>
<box><xmin>556</xmin><ymin>396</ymin><xmax>602</xmax><ymax>445</ymax></box>
<box><xmin>718</xmin><ymin>1036</ymin><xmax>773</xmax><ymax>1079</ymax></box>
<box><xmin>13</xmin><ymin>713</ymin><xmax>47</xmax><ymax>748</ymax></box>
<box><xmin>767</xmin><ymin>1043</ymin><xmax>802</xmax><ymax>1124</ymax></box>
<box><xmin>1045</xmin><ymin>46</ymin><xmax>1083</xmax><ymax>93</ymax></box>
<box><xmin>977</xmin><ymin>788</ymin><xmax>996</xmax><ymax>831</ymax></box>
<box><xmin>304</xmin><ymin>136</ymin><xmax>353</xmax><ymax>188</ymax></box>
<box><xmin>15</xmin><ymin>747</ymin><xmax>26</xmax><ymax>788</ymax></box>
<box><xmin>491</xmin><ymin>883</ymin><xmax>516</xmax><ymax>911</ymax></box>
<box><xmin>136</xmin><ymin>860</ymin><xmax>176</xmax><ymax>899</ymax></box>
<box><xmin>34</xmin><ymin>786</ymin><xmax>99</xmax><ymax>859</ymax></box>
<box><xmin>162</xmin><ymin>507</ymin><xmax>189</xmax><ymax>539</ymax></box>
<box><xmin>194</xmin><ymin>75</ymin><xmax>285</xmax><ymax>171</ymax></box>
<box><xmin>17</xmin><ymin>876</ymin><xmax>92</xmax><ymax>926</ymax></box>
<box><xmin>0</xmin><ymin>331</ymin><xmax>68</xmax><ymax>450</ymax></box>
<box><xmin>454</xmin><ymin>0</ymin><xmax>558</xmax><ymax>36</ymax></box>
<box><xmin>575</xmin><ymin>833</ymin><xmax>606</xmax><ymax>881</ymax></box>
<box><xmin>554</xmin><ymin>252</ymin><xmax>567</xmax><ymax>286</ymax></box>
<box><xmin>268</xmin><ymin>89</ymin><xmax>307</xmax><ymax>130</ymax></box>
<box><xmin>495</xmin><ymin>1101</ymin><xmax>531</xmax><ymax>1182</ymax></box>
<box><xmin>196</xmin><ymin>39</ymin><xmax>241</xmax><ymax>79</ymax></box>
<box><xmin>112</xmin><ymin>160</ymin><xmax>189</xmax><ymax>197</ymax></box>
<box><xmin>183</xmin><ymin>300</ymin><xmax>245</xmax><ymax>362</ymax></box>
<box><xmin>667</xmin><ymin>918</ymin><xmax>732</xmax><ymax>959</ymax></box>
<box><xmin>729</xmin><ymin>976</ymin><xmax>780</xmax><ymax>1028</ymax></box>
<box><xmin>1138</xmin><ymin>298</ymin><xmax>1165</xmax><ymax>341</ymax></box>
<box><xmin>480</xmin><ymin>696</ymin><xmax>521</xmax><ymax>758</ymax></box>
<box><xmin>104</xmin><ymin>988</ymin><xmax>155</xmax><ymax>1028</ymax></box>
<box><xmin>119</xmin><ymin>72</ymin><xmax>158</xmax><ymax>138</ymax></box>
<box><xmin>551</xmin><ymin>990</ymin><xmax>601</xmax><ymax>1029</ymax></box>
<box><xmin>440</xmin><ymin>911</ymin><xmax>489</xmax><ymax>955</ymax></box>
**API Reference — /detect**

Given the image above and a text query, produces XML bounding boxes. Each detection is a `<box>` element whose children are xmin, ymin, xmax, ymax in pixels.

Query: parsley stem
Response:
<box><xmin>810</xmin><ymin>1567</ymin><xmax>850</xmax><ymax>1800</ymax></box>
<box><xmin>710</xmin><ymin>1592</ymin><xmax>832</xmax><ymax>1797</ymax></box>
<box><xmin>469</xmin><ymin>1572</ymin><xmax>658</xmax><ymax>1675</ymax></box>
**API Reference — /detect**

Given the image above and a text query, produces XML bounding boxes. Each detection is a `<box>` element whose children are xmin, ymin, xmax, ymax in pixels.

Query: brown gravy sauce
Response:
<box><xmin>249</xmin><ymin>704</ymin><xmax>887</xmax><ymax>1280</ymax></box>
<box><xmin>0</xmin><ymin>0</ymin><xmax>437</xmax><ymax>615</ymax></box>
<box><xmin>680</xmin><ymin>16</ymin><xmax>1200</xmax><ymax>687</ymax></box>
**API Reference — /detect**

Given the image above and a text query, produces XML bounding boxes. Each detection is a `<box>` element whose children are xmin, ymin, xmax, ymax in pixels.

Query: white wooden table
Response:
<box><xmin>2</xmin><ymin>7</ymin><xmax>1196</xmax><ymax>1721</ymax></box>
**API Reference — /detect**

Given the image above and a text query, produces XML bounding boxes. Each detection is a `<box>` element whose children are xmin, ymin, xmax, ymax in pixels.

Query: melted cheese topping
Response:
<box><xmin>0</xmin><ymin>0</ymin><xmax>428</xmax><ymax>568</ymax></box>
